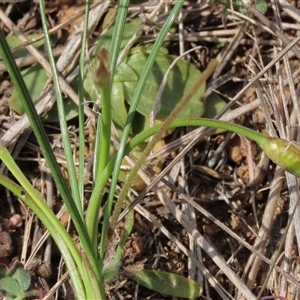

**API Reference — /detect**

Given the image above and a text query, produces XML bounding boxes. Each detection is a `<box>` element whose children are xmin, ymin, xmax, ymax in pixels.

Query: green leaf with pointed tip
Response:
<box><xmin>127</xmin><ymin>269</ymin><xmax>203</xmax><ymax>298</ymax></box>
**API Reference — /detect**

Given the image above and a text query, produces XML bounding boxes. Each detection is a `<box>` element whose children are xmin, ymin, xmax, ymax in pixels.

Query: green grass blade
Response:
<box><xmin>100</xmin><ymin>0</ymin><xmax>185</xmax><ymax>259</ymax></box>
<box><xmin>86</xmin><ymin>0</ymin><xmax>130</xmax><ymax>252</ymax></box>
<box><xmin>86</xmin><ymin>117</ymin><xmax>270</xmax><ymax>242</ymax></box>
<box><xmin>109</xmin><ymin>59</ymin><xmax>217</xmax><ymax>233</ymax></box>
<box><xmin>0</xmin><ymin>5</ymin><xmax>100</xmax><ymax>291</ymax></box>
<box><xmin>0</xmin><ymin>160</ymin><xmax>86</xmax><ymax>299</ymax></box>
<box><xmin>95</xmin><ymin>0</ymin><xmax>130</xmax><ymax>188</ymax></box>
<box><xmin>109</xmin><ymin>0</ymin><xmax>129</xmax><ymax>82</ymax></box>
<box><xmin>77</xmin><ymin>0</ymin><xmax>91</xmax><ymax>205</ymax></box>
<box><xmin>0</xmin><ymin>29</ymin><xmax>79</xmax><ymax>225</ymax></box>
<box><xmin>38</xmin><ymin>0</ymin><xmax>100</xmax><ymax>281</ymax></box>
<box><xmin>38</xmin><ymin>0</ymin><xmax>82</xmax><ymax>219</ymax></box>
<box><xmin>39</xmin><ymin>1</ymin><xmax>105</xmax><ymax>295</ymax></box>
<box><xmin>76</xmin><ymin>1</ymin><xmax>104</xmax><ymax>298</ymax></box>
<box><xmin>93</xmin><ymin>49</ymin><xmax>112</xmax><ymax>187</ymax></box>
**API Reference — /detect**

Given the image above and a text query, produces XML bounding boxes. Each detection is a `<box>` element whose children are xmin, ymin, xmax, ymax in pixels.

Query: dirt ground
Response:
<box><xmin>0</xmin><ymin>1</ymin><xmax>300</xmax><ymax>299</ymax></box>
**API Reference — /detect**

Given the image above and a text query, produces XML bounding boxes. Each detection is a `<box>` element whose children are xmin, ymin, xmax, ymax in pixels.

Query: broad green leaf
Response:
<box><xmin>9</xmin><ymin>64</ymin><xmax>49</xmax><ymax>115</ymax></box>
<box><xmin>0</xmin><ymin>277</ymin><xmax>21</xmax><ymax>296</ymax></box>
<box><xmin>114</xmin><ymin>62</ymin><xmax>138</xmax><ymax>82</ymax></box>
<box><xmin>121</xmin><ymin>51</ymin><xmax>206</xmax><ymax>121</ymax></box>
<box><xmin>110</xmin><ymin>82</ymin><xmax>130</xmax><ymax>129</ymax></box>
<box><xmin>87</xmin><ymin>20</ymin><xmax>207</xmax><ymax>136</ymax></box>
<box><xmin>111</xmin><ymin>82</ymin><xmax>151</xmax><ymax>134</ymax></box>
<box><xmin>12</xmin><ymin>267</ymin><xmax>31</xmax><ymax>292</ymax></box>
<box><xmin>9</xmin><ymin>64</ymin><xmax>78</xmax><ymax>122</ymax></box>
<box><xmin>129</xmin><ymin>44</ymin><xmax>169</xmax><ymax>55</ymax></box>
<box><xmin>203</xmin><ymin>92</ymin><xmax>228</xmax><ymax>118</ymax></box>
<box><xmin>126</xmin><ymin>268</ymin><xmax>203</xmax><ymax>298</ymax></box>
<box><xmin>5</xmin><ymin>34</ymin><xmax>48</xmax><ymax>59</ymax></box>
<box><xmin>96</xmin><ymin>18</ymin><xmax>141</xmax><ymax>54</ymax></box>
<box><xmin>41</xmin><ymin>96</ymin><xmax>79</xmax><ymax>123</ymax></box>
